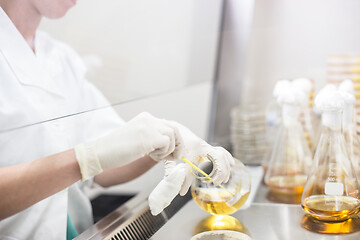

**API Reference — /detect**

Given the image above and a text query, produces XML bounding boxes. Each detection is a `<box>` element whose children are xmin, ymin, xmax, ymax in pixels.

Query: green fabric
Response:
<box><xmin>67</xmin><ymin>213</ymin><xmax>79</xmax><ymax>240</ymax></box>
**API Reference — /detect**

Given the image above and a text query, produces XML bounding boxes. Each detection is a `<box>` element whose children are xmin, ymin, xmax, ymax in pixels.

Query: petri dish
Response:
<box><xmin>191</xmin><ymin>230</ymin><xmax>251</xmax><ymax>240</ymax></box>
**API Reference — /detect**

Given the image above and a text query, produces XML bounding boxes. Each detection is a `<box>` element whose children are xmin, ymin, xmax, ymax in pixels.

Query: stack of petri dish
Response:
<box><xmin>230</xmin><ymin>104</ymin><xmax>269</xmax><ymax>165</ymax></box>
<box><xmin>326</xmin><ymin>55</ymin><xmax>360</xmax><ymax>134</ymax></box>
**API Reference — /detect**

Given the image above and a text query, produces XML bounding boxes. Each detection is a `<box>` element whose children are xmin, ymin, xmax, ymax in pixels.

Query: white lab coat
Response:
<box><xmin>0</xmin><ymin>7</ymin><xmax>124</xmax><ymax>239</ymax></box>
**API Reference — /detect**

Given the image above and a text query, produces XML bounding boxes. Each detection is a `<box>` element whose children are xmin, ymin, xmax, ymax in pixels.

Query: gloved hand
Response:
<box><xmin>148</xmin><ymin>121</ymin><xmax>235</xmax><ymax>215</ymax></box>
<box><xmin>74</xmin><ymin>112</ymin><xmax>183</xmax><ymax>181</ymax></box>
<box><xmin>148</xmin><ymin>163</ymin><xmax>188</xmax><ymax>216</ymax></box>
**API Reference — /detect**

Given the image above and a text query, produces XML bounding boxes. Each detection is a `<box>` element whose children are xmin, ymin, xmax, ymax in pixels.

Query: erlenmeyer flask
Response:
<box><xmin>313</xmin><ymin>85</ymin><xmax>339</xmax><ymax>151</ymax></box>
<box><xmin>262</xmin><ymin>80</ymin><xmax>290</xmax><ymax>174</ymax></box>
<box><xmin>339</xmin><ymin>80</ymin><xmax>360</xmax><ymax>182</ymax></box>
<box><xmin>293</xmin><ymin>78</ymin><xmax>317</xmax><ymax>154</ymax></box>
<box><xmin>191</xmin><ymin>156</ymin><xmax>251</xmax><ymax>215</ymax></box>
<box><xmin>342</xmin><ymin>113</ymin><xmax>360</xmax><ymax>185</ymax></box>
<box><xmin>262</xmin><ymin>100</ymin><xmax>281</xmax><ymax>174</ymax></box>
<box><xmin>265</xmin><ymin>85</ymin><xmax>312</xmax><ymax>195</ymax></box>
<box><xmin>301</xmin><ymin>91</ymin><xmax>360</xmax><ymax>222</ymax></box>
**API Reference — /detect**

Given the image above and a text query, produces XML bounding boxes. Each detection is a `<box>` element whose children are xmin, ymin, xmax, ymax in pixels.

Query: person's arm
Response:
<box><xmin>0</xmin><ymin>152</ymin><xmax>157</xmax><ymax>220</ymax></box>
<box><xmin>0</xmin><ymin>113</ymin><xmax>181</xmax><ymax>220</ymax></box>
<box><xmin>94</xmin><ymin>156</ymin><xmax>157</xmax><ymax>188</ymax></box>
<box><xmin>0</xmin><ymin>149</ymin><xmax>81</xmax><ymax>220</ymax></box>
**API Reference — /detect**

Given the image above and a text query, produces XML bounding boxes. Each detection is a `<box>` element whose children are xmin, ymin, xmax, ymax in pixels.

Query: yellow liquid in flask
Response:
<box><xmin>267</xmin><ymin>174</ymin><xmax>307</xmax><ymax>194</ymax></box>
<box><xmin>192</xmin><ymin>188</ymin><xmax>250</xmax><ymax>215</ymax></box>
<box><xmin>302</xmin><ymin>195</ymin><xmax>360</xmax><ymax>222</ymax></box>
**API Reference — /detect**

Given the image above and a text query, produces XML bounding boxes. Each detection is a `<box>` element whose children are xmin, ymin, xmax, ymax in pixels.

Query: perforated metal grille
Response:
<box><xmin>106</xmin><ymin>192</ymin><xmax>191</xmax><ymax>240</ymax></box>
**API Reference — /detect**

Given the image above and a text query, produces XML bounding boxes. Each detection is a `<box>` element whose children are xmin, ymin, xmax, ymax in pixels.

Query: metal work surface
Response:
<box><xmin>152</xmin><ymin>198</ymin><xmax>360</xmax><ymax>240</ymax></box>
<box><xmin>75</xmin><ymin>191</ymin><xmax>192</xmax><ymax>240</ymax></box>
<box><xmin>77</xmin><ymin>170</ymin><xmax>360</xmax><ymax>240</ymax></box>
<box><xmin>253</xmin><ymin>182</ymin><xmax>303</xmax><ymax>205</ymax></box>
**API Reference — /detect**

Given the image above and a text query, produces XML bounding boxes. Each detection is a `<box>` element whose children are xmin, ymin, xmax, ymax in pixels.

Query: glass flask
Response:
<box><xmin>264</xmin><ymin>94</ymin><xmax>312</xmax><ymax>195</ymax></box>
<box><xmin>301</xmin><ymin>92</ymin><xmax>360</xmax><ymax>222</ymax></box>
<box><xmin>262</xmin><ymin>99</ymin><xmax>281</xmax><ymax>175</ymax></box>
<box><xmin>342</xmin><ymin>100</ymin><xmax>360</xmax><ymax>183</ymax></box>
<box><xmin>262</xmin><ymin>80</ymin><xmax>290</xmax><ymax>174</ymax></box>
<box><xmin>293</xmin><ymin>78</ymin><xmax>318</xmax><ymax>154</ymax></box>
<box><xmin>191</xmin><ymin>156</ymin><xmax>251</xmax><ymax>215</ymax></box>
<box><xmin>339</xmin><ymin>81</ymin><xmax>360</xmax><ymax>182</ymax></box>
<box><xmin>301</xmin><ymin>214</ymin><xmax>360</xmax><ymax>234</ymax></box>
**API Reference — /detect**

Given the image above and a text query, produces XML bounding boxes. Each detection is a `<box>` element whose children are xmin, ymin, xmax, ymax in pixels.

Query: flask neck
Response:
<box><xmin>343</xmin><ymin>104</ymin><xmax>354</xmax><ymax>130</ymax></box>
<box><xmin>321</xmin><ymin>125</ymin><xmax>342</xmax><ymax>137</ymax></box>
<box><xmin>282</xmin><ymin>103</ymin><xmax>300</xmax><ymax>127</ymax></box>
<box><xmin>321</xmin><ymin>111</ymin><xmax>342</xmax><ymax>131</ymax></box>
<box><xmin>319</xmin><ymin>125</ymin><xmax>345</xmax><ymax>153</ymax></box>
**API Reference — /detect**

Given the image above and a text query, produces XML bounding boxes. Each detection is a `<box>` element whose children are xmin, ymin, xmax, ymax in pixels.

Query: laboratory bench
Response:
<box><xmin>76</xmin><ymin>167</ymin><xmax>360</xmax><ymax>240</ymax></box>
<box><xmin>152</xmin><ymin>184</ymin><xmax>360</xmax><ymax>240</ymax></box>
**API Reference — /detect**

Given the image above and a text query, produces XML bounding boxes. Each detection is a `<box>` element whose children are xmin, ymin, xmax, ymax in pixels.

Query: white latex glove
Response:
<box><xmin>74</xmin><ymin>112</ymin><xmax>183</xmax><ymax>181</ymax></box>
<box><xmin>149</xmin><ymin>121</ymin><xmax>235</xmax><ymax>215</ymax></box>
<box><xmin>148</xmin><ymin>163</ymin><xmax>188</xmax><ymax>216</ymax></box>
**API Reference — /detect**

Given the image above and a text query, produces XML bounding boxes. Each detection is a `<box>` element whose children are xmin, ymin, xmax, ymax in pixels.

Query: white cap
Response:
<box><xmin>276</xmin><ymin>84</ymin><xmax>304</xmax><ymax>127</ymax></box>
<box><xmin>315</xmin><ymin>90</ymin><xmax>345</xmax><ymax>129</ymax></box>
<box><xmin>292</xmin><ymin>78</ymin><xmax>312</xmax><ymax>95</ymax></box>
<box><xmin>277</xmin><ymin>84</ymin><xmax>306</xmax><ymax>105</ymax></box>
<box><xmin>338</xmin><ymin>91</ymin><xmax>355</xmax><ymax>106</ymax></box>
<box><xmin>313</xmin><ymin>84</ymin><xmax>337</xmax><ymax>114</ymax></box>
<box><xmin>273</xmin><ymin>80</ymin><xmax>291</xmax><ymax>98</ymax></box>
<box><xmin>315</xmin><ymin>90</ymin><xmax>344</xmax><ymax>113</ymax></box>
<box><xmin>338</xmin><ymin>87</ymin><xmax>355</xmax><ymax>128</ymax></box>
<box><xmin>339</xmin><ymin>79</ymin><xmax>355</xmax><ymax>95</ymax></box>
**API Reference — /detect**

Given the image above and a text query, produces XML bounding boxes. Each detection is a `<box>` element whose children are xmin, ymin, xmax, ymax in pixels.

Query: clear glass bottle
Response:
<box><xmin>301</xmin><ymin>92</ymin><xmax>360</xmax><ymax>222</ymax></box>
<box><xmin>191</xmin><ymin>156</ymin><xmax>251</xmax><ymax>215</ymax></box>
<box><xmin>264</xmin><ymin>90</ymin><xmax>312</xmax><ymax>195</ymax></box>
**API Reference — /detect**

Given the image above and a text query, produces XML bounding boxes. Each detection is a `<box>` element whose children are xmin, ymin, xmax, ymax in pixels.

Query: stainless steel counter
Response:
<box><xmin>77</xmin><ymin>168</ymin><xmax>360</xmax><ymax>240</ymax></box>
<box><xmin>152</xmin><ymin>184</ymin><xmax>360</xmax><ymax>240</ymax></box>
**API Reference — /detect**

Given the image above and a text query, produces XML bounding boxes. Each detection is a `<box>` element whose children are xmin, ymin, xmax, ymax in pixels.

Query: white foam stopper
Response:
<box><xmin>313</xmin><ymin>84</ymin><xmax>337</xmax><ymax>114</ymax></box>
<box><xmin>275</xmin><ymin>84</ymin><xmax>304</xmax><ymax>127</ymax></box>
<box><xmin>277</xmin><ymin>84</ymin><xmax>306</xmax><ymax>105</ymax></box>
<box><xmin>338</xmin><ymin>91</ymin><xmax>355</xmax><ymax>128</ymax></box>
<box><xmin>292</xmin><ymin>78</ymin><xmax>312</xmax><ymax>94</ymax></box>
<box><xmin>339</xmin><ymin>79</ymin><xmax>355</xmax><ymax>95</ymax></box>
<box><xmin>315</xmin><ymin>90</ymin><xmax>345</xmax><ymax>129</ymax></box>
<box><xmin>273</xmin><ymin>79</ymin><xmax>291</xmax><ymax>98</ymax></box>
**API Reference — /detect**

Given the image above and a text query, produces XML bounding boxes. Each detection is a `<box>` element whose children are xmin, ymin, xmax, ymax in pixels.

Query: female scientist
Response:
<box><xmin>0</xmin><ymin>0</ymin><xmax>235</xmax><ymax>239</ymax></box>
